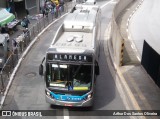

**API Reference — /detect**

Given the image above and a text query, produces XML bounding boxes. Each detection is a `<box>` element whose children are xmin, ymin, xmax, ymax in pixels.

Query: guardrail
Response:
<box><xmin>0</xmin><ymin>3</ymin><xmax>71</xmax><ymax>94</ymax></box>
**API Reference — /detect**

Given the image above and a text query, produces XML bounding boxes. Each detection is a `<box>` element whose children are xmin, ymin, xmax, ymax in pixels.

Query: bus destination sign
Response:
<box><xmin>47</xmin><ymin>54</ymin><xmax>92</xmax><ymax>62</ymax></box>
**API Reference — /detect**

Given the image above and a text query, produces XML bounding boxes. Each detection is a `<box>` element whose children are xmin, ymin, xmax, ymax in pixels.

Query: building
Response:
<box><xmin>0</xmin><ymin>0</ymin><xmax>45</xmax><ymax>19</ymax></box>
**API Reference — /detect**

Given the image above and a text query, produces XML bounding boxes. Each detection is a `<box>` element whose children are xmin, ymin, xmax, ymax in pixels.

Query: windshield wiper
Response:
<box><xmin>73</xmin><ymin>65</ymin><xmax>82</xmax><ymax>78</ymax></box>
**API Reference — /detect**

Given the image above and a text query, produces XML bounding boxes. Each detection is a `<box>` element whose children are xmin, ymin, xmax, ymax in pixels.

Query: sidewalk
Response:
<box><xmin>9</xmin><ymin>1</ymin><xmax>75</xmax><ymax>41</ymax></box>
<box><xmin>0</xmin><ymin>1</ymin><xmax>75</xmax><ymax>108</ymax></box>
<box><xmin>114</xmin><ymin>0</ymin><xmax>160</xmax><ymax>111</ymax></box>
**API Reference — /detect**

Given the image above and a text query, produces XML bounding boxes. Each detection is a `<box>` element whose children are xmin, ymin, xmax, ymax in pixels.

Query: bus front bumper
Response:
<box><xmin>45</xmin><ymin>94</ymin><xmax>93</xmax><ymax>107</ymax></box>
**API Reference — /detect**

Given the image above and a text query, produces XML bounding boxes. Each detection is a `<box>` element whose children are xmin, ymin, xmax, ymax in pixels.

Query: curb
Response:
<box><xmin>126</xmin><ymin>0</ymin><xmax>144</xmax><ymax>61</ymax></box>
<box><xmin>120</xmin><ymin>39</ymin><xmax>124</xmax><ymax>66</ymax></box>
<box><xmin>105</xmin><ymin>23</ymin><xmax>149</xmax><ymax>119</ymax></box>
<box><xmin>105</xmin><ymin>23</ymin><xmax>142</xmax><ymax>111</ymax></box>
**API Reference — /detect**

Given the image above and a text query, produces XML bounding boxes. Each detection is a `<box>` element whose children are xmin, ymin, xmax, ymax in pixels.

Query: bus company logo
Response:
<box><xmin>67</xmin><ymin>97</ymin><xmax>71</xmax><ymax>100</ymax></box>
<box><xmin>2</xmin><ymin>111</ymin><xmax>11</xmax><ymax>116</ymax></box>
<box><xmin>71</xmin><ymin>97</ymin><xmax>82</xmax><ymax>101</ymax></box>
<box><xmin>60</xmin><ymin>95</ymin><xmax>65</xmax><ymax>100</ymax></box>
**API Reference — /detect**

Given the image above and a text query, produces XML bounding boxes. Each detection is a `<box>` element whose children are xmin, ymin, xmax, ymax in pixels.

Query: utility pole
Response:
<box><xmin>36</xmin><ymin>0</ymin><xmax>40</xmax><ymax>14</ymax></box>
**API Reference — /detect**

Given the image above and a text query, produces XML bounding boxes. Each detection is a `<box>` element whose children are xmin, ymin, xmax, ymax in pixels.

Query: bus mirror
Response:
<box><xmin>39</xmin><ymin>64</ymin><xmax>43</xmax><ymax>76</ymax></box>
<box><xmin>95</xmin><ymin>65</ymin><xmax>99</xmax><ymax>75</ymax></box>
<box><xmin>42</xmin><ymin>57</ymin><xmax>45</xmax><ymax>64</ymax></box>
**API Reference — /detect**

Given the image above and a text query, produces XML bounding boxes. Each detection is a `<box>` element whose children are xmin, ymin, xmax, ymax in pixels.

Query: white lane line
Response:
<box><xmin>0</xmin><ymin>13</ymin><xmax>68</xmax><ymax>109</ymax></box>
<box><xmin>64</xmin><ymin>109</ymin><xmax>69</xmax><ymax>119</ymax></box>
<box><xmin>100</xmin><ymin>0</ymin><xmax>116</xmax><ymax>9</ymax></box>
<box><xmin>131</xmin><ymin>44</ymin><xmax>134</xmax><ymax>49</ymax></box>
<box><xmin>136</xmin><ymin>55</ymin><xmax>140</xmax><ymax>61</ymax></box>
<box><xmin>126</xmin><ymin>0</ymin><xmax>144</xmax><ymax>60</ymax></box>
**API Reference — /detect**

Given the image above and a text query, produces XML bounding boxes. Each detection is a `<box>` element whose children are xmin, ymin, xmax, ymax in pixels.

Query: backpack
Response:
<box><xmin>21</xmin><ymin>21</ymin><xmax>26</xmax><ymax>27</ymax></box>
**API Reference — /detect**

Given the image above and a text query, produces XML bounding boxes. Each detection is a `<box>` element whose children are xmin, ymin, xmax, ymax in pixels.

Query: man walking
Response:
<box><xmin>21</xmin><ymin>17</ymin><xmax>30</xmax><ymax>29</ymax></box>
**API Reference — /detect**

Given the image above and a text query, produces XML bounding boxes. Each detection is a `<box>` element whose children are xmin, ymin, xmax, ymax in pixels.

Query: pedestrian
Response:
<box><xmin>51</xmin><ymin>1</ymin><xmax>56</xmax><ymax>9</ymax></box>
<box><xmin>41</xmin><ymin>6</ymin><xmax>46</xmax><ymax>17</ymax></box>
<box><xmin>5</xmin><ymin>24</ymin><xmax>9</xmax><ymax>34</ymax></box>
<box><xmin>45</xmin><ymin>8</ymin><xmax>49</xmax><ymax>17</ymax></box>
<box><xmin>54</xmin><ymin>5</ymin><xmax>59</xmax><ymax>18</ymax></box>
<box><xmin>21</xmin><ymin>17</ymin><xmax>30</xmax><ymax>28</ymax></box>
<box><xmin>23</xmin><ymin>28</ymin><xmax>29</xmax><ymax>36</ymax></box>
<box><xmin>1</xmin><ymin>24</ymin><xmax>9</xmax><ymax>34</ymax></box>
<box><xmin>59</xmin><ymin>0</ymin><xmax>64</xmax><ymax>12</ymax></box>
<box><xmin>1</xmin><ymin>26</ymin><xmax>6</xmax><ymax>33</ymax></box>
<box><xmin>16</xmin><ymin>34</ymin><xmax>25</xmax><ymax>52</ymax></box>
<box><xmin>12</xmin><ymin>38</ymin><xmax>17</xmax><ymax>53</ymax></box>
<box><xmin>58</xmin><ymin>4</ymin><xmax>62</xmax><ymax>16</ymax></box>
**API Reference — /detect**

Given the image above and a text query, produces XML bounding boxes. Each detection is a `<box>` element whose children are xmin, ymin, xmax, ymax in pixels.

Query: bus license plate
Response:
<box><xmin>64</xmin><ymin>104</ymin><xmax>73</xmax><ymax>107</ymax></box>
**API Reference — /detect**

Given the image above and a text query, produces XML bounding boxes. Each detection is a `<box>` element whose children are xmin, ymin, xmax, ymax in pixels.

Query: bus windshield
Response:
<box><xmin>46</xmin><ymin>63</ymin><xmax>92</xmax><ymax>91</ymax></box>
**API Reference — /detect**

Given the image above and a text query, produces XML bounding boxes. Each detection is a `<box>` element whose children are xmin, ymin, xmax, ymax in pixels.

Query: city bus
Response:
<box><xmin>39</xmin><ymin>4</ymin><xmax>101</xmax><ymax>107</ymax></box>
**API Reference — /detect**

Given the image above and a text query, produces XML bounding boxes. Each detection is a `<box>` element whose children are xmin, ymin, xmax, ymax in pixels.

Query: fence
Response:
<box><xmin>0</xmin><ymin>3</ymin><xmax>71</xmax><ymax>94</ymax></box>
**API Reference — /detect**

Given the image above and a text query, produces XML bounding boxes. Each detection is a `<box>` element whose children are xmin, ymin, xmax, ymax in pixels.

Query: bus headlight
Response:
<box><xmin>46</xmin><ymin>90</ymin><xmax>55</xmax><ymax>99</ymax></box>
<box><xmin>46</xmin><ymin>91</ymin><xmax>50</xmax><ymax>96</ymax></box>
<box><xmin>84</xmin><ymin>93</ymin><xmax>92</xmax><ymax>100</ymax></box>
<box><xmin>87</xmin><ymin>94</ymin><xmax>92</xmax><ymax>99</ymax></box>
<box><xmin>0</xmin><ymin>59</ymin><xmax>3</xmax><ymax>64</ymax></box>
<box><xmin>45</xmin><ymin>90</ymin><xmax>52</xmax><ymax>97</ymax></box>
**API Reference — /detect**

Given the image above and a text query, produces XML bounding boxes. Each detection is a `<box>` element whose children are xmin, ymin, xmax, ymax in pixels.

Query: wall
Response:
<box><xmin>25</xmin><ymin>0</ymin><xmax>37</xmax><ymax>15</ymax></box>
<box><xmin>109</xmin><ymin>0</ymin><xmax>134</xmax><ymax>66</ymax></box>
<box><xmin>0</xmin><ymin>0</ymin><xmax>6</xmax><ymax>8</ymax></box>
<box><xmin>141</xmin><ymin>41</ymin><xmax>160</xmax><ymax>87</ymax></box>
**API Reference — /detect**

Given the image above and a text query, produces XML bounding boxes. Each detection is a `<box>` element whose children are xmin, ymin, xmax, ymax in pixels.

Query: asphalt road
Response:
<box><xmin>1</xmin><ymin>0</ymin><xmax>131</xmax><ymax>119</ymax></box>
<box><xmin>129</xmin><ymin>0</ymin><xmax>160</xmax><ymax>58</ymax></box>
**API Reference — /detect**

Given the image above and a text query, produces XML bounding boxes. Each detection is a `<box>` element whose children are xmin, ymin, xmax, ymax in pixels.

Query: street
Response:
<box><xmin>1</xmin><ymin>0</ymin><xmax>139</xmax><ymax>119</ymax></box>
<box><xmin>129</xmin><ymin>0</ymin><xmax>160</xmax><ymax>58</ymax></box>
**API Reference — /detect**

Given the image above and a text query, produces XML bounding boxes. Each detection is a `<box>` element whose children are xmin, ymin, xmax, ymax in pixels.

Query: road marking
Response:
<box><xmin>125</xmin><ymin>70</ymin><xmax>153</xmax><ymax>110</ymax></box>
<box><xmin>59</xmin><ymin>2</ymin><xmax>118</xmax><ymax>119</ymax></box>
<box><xmin>131</xmin><ymin>44</ymin><xmax>134</xmax><ymax>49</ymax></box>
<box><xmin>64</xmin><ymin>109</ymin><xmax>69</xmax><ymax>119</ymax></box>
<box><xmin>136</xmin><ymin>55</ymin><xmax>140</xmax><ymax>61</ymax></box>
<box><xmin>100</xmin><ymin>0</ymin><xmax>116</xmax><ymax>9</ymax></box>
<box><xmin>130</xmin><ymin>40</ymin><xmax>141</xmax><ymax>61</ymax></box>
<box><xmin>126</xmin><ymin>0</ymin><xmax>144</xmax><ymax>60</ymax></box>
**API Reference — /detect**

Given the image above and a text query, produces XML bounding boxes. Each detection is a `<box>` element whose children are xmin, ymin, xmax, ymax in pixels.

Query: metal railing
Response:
<box><xmin>0</xmin><ymin>3</ymin><xmax>71</xmax><ymax>94</ymax></box>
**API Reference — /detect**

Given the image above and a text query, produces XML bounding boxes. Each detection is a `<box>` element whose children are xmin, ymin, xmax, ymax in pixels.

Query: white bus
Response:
<box><xmin>39</xmin><ymin>4</ymin><xmax>101</xmax><ymax>107</ymax></box>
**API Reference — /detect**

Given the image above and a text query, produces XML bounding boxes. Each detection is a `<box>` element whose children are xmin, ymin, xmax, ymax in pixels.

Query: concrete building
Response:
<box><xmin>0</xmin><ymin>0</ymin><xmax>45</xmax><ymax>19</ymax></box>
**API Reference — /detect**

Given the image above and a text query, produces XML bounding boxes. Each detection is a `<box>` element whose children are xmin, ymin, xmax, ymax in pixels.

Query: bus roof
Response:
<box><xmin>64</xmin><ymin>4</ymin><xmax>100</xmax><ymax>30</ymax></box>
<box><xmin>49</xmin><ymin>31</ymin><xmax>94</xmax><ymax>54</ymax></box>
<box><xmin>48</xmin><ymin>4</ymin><xmax>100</xmax><ymax>54</ymax></box>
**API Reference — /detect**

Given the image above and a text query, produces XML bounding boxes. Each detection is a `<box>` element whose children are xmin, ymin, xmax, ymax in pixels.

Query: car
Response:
<box><xmin>0</xmin><ymin>8</ymin><xmax>15</xmax><ymax>27</ymax></box>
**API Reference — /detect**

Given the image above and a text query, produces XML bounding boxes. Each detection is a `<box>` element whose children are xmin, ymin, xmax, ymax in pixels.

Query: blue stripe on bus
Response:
<box><xmin>50</xmin><ymin>92</ymin><xmax>88</xmax><ymax>102</ymax></box>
